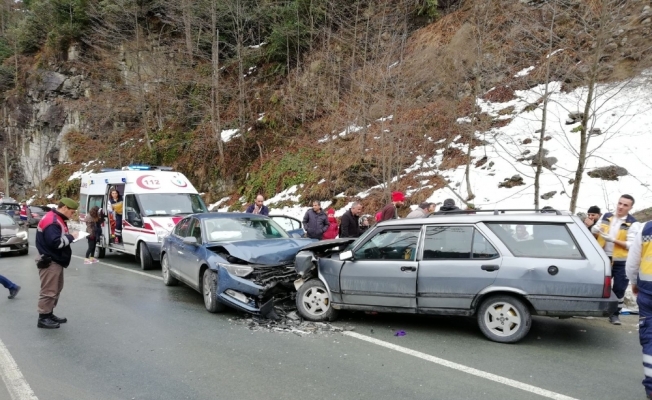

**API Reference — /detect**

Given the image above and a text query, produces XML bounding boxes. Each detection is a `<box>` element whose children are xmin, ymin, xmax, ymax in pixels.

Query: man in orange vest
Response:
<box><xmin>593</xmin><ymin>194</ymin><xmax>641</xmax><ymax>325</ymax></box>
<box><xmin>626</xmin><ymin>219</ymin><xmax>652</xmax><ymax>399</ymax></box>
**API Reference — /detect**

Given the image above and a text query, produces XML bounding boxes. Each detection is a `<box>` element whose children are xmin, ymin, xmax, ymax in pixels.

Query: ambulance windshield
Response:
<box><xmin>138</xmin><ymin>193</ymin><xmax>208</xmax><ymax>216</ymax></box>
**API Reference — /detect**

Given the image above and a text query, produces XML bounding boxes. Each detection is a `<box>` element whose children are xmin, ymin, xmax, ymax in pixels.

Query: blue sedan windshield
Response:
<box><xmin>203</xmin><ymin>217</ymin><xmax>289</xmax><ymax>241</ymax></box>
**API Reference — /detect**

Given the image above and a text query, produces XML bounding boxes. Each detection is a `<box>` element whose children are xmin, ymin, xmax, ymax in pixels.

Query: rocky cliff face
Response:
<box><xmin>2</xmin><ymin>47</ymin><xmax>89</xmax><ymax>196</ymax></box>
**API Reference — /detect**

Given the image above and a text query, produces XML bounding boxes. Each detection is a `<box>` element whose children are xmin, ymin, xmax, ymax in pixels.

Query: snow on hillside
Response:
<box><xmin>426</xmin><ymin>70</ymin><xmax>652</xmax><ymax>214</ymax></box>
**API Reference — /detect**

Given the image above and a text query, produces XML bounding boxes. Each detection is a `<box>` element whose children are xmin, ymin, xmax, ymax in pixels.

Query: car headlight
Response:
<box><xmin>219</xmin><ymin>263</ymin><xmax>253</xmax><ymax>278</ymax></box>
<box><xmin>155</xmin><ymin>228</ymin><xmax>169</xmax><ymax>243</ymax></box>
<box><xmin>16</xmin><ymin>231</ymin><xmax>28</xmax><ymax>240</ymax></box>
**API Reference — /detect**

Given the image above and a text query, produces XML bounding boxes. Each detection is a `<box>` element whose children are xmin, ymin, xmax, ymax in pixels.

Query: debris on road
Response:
<box><xmin>394</xmin><ymin>330</ymin><xmax>406</xmax><ymax>337</ymax></box>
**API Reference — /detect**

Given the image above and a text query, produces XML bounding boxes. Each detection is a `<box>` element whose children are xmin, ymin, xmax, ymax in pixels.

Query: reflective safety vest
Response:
<box><xmin>596</xmin><ymin>212</ymin><xmax>637</xmax><ymax>261</ymax></box>
<box><xmin>637</xmin><ymin>222</ymin><xmax>652</xmax><ymax>294</ymax></box>
<box><xmin>19</xmin><ymin>205</ymin><xmax>28</xmax><ymax>218</ymax></box>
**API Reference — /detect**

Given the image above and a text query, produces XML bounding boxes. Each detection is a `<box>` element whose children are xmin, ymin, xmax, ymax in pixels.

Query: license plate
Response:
<box><xmin>0</xmin><ymin>247</ymin><xmax>9</xmax><ymax>252</ymax></box>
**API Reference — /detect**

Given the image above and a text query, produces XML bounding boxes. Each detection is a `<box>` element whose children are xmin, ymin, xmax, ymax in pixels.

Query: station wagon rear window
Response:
<box><xmin>485</xmin><ymin>223</ymin><xmax>584</xmax><ymax>259</ymax></box>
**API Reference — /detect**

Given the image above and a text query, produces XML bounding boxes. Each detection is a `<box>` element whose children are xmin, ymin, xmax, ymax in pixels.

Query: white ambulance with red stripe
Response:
<box><xmin>78</xmin><ymin>165</ymin><xmax>208</xmax><ymax>270</ymax></box>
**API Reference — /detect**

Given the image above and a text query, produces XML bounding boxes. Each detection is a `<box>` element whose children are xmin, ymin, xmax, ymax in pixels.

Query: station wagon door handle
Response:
<box><xmin>481</xmin><ymin>264</ymin><xmax>500</xmax><ymax>271</ymax></box>
<box><xmin>400</xmin><ymin>266</ymin><xmax>417</xmax><ymax>272</ymax></box>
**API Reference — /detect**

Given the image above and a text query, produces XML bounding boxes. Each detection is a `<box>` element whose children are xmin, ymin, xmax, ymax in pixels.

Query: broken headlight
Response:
<box><xmin>220</xmin><ymin>263</ymin><xmax>253</xmax><ymax>278</ymax></box>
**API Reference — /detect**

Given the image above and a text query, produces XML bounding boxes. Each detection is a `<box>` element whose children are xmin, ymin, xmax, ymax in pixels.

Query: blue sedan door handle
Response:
<box><xmin>481</xmin><ymin>264</ymin><xmax>500</xmax><ymax>271</ymax></box>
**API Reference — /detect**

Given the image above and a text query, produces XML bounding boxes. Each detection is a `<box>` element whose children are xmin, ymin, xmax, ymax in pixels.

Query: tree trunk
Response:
<box><xmin>182</xmin><ymin>0</ymin><xmax>193</xmax><ymax>63</ymax></box>
<box><xmin>211</xmin><ymin>1</ymin><xmax>223</xmax><ymax>164</ymax></box>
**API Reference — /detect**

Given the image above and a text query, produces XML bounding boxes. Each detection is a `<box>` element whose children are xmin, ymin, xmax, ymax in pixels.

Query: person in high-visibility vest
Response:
<box><xmin>592</xmin><ymin>194</ymin><xmax>641</xmax><ymax>325</ymax></box>
<box><xmin>626</xmin><ymin>220</ymin><xmax>652</xmax><ymax>399</ymax></box>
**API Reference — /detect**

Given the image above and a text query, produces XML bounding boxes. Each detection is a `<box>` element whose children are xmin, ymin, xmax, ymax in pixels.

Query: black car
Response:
<box><xmin>0</xmin><ymin>212</ymin><xmax>29</xmax><ymax>256</ymax></box>
<box><xmin>27</xmin><ymin>205</ymin><xmax>51</xmax><ymax>227</ymax></box>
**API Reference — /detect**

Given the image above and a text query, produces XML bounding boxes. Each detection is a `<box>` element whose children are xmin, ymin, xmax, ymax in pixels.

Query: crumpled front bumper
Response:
<box><xmin>215</xmin><ymin>264</ymin><xmax>298</xmax><ymax>316</ymax></box>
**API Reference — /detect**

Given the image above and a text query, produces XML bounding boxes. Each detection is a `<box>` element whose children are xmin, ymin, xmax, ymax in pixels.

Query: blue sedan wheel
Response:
<box><xmin>203</xmin><ymin>270</ymin><xmax>226</xmax><ymax>313</ymax></box>
<box><xmin>161</xmin><ymin>253</ymin><xmax>178</xmax><ymax>286</ymax></box>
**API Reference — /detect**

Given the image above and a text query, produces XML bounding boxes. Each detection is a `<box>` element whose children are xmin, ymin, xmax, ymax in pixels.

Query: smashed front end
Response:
<box><xmin>216</xmin><ymin>262</ymin><xmax>299</xmax><ymax>317</ymax></box>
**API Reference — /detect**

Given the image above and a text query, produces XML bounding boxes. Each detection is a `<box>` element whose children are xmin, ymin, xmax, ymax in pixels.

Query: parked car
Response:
<box><xmin>292</xmin><ymin>210</ymin><xmax>618</xmax><ymax>343</ymax></box>
<box><xmin>269</xmin><ymin>214</ymin><xmax>305</xmax><ymax>237</ymax></box>
<box><xmin>0</xmin><ymin>212</ymin><xmax>29</xmax><ymax>256</ymax></box>
<box><xmin>160</xmin><ymin>213</ymin><xmax>315</xmax><ymax>315</ymax></box>
<box><xmin>27</xmin><ymin>205</ymin><xmax>51</xmax><ymax>227</ymax></box>
<box><xmin>0</xmin><ymin>197</ymin><xmax>20</xmax><ymax>222</ymax></box>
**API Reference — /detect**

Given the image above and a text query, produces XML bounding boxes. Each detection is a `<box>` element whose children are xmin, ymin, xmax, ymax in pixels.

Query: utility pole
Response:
<box><xmin>3</xmin><ymin>147</ymin><xmax>9</xmax><ymax>196</ymax></box>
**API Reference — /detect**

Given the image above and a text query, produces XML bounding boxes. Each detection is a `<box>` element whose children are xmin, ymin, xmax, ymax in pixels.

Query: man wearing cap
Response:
<box><xmin>35</xmin><ymin>198</ymin><xmax>79</xmax><ymax>329</ymax></box>
<box><xmin>584</xmin><ymin>206</ymin><xmax>601</xmax><ymax>231</ymax></box>
<box><xmin>434</xmin><ymin>198</ymin><xmax>462</xmax><ymax>215</ymax></box>
<box><xmin>377</xmin><ymin>191</ymin><xmax>405</xmax><ymax>222</ymax></box>
<box><xmin>406</xmin><ymin>202</ymin><xmax>432</xmax><ymax>219</ymax></box>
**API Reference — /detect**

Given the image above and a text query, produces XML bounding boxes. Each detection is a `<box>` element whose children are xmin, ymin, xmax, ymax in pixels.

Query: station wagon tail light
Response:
<box><xmin>603</xmin><ymin>276</ymin><xmax>612</xmax><ymax>298</ymax></box>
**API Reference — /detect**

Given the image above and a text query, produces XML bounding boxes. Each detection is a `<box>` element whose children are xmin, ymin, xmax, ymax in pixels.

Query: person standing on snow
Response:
<box><xmin>377</xmin><ymin>192</ymin><xmax>405</xmax><ymax>222</ymax></box>
<box><xmin>626</xmin><ymin>219</ymin><xmax>652</xmax><ymax>399</ymax></box>
<box><xmin>322</xmin><ymin>208</ymin><xmax>339</xmax><ymax>240</ymax></box>
<box><xmin>246</xmin><ymin>195</ymin><xmax>269</xmax><ymax>216</ymax></box>
<box><xmin>303</xmin><ymin>200</ymin><xmax>329</xmax><ymax>240</ymax></box>
<box><xmin>592</xmin><ymin>194</ymin><xmax>641</xmax><ymax>325</ymax></box>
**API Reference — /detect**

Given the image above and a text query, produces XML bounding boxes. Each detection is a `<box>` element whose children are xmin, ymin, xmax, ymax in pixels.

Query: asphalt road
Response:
<box><xmin>0</xmin><ymin>230</ymin><xmax>647</xmax><ymax>400</ymax></box>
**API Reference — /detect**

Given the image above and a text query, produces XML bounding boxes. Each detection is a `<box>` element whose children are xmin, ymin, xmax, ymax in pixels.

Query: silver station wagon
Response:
<box><xmin>293</xmin><ymin>210</ymin><xmax>618</xmax><ymax>343</ymax></box>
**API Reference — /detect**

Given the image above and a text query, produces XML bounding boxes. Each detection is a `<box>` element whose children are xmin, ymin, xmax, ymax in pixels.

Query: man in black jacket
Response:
<box><xmin>340</xmin><ymin>202</ymin><xmax>363</xmax><ymax>238</ymax></box>
<box><xmin>303</xmin><ymin>200</ymin><xmax>329</xmax><ymax>240</ymax></box>
<box><xmin>35</xmin><ymin>198</ymin><xmax>79</xmax><ymax>329</ymax></box>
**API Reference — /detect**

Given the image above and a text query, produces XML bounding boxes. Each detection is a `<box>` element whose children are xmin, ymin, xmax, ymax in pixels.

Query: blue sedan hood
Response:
<box><xmin>208</xmin><ymin>238</ymin><xmax>317</xmax><ymax>265</ymax></box>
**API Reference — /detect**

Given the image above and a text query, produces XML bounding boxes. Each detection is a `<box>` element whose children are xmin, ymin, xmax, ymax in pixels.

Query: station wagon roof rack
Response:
<box><xmin>429</xmin><ymin>208</ymin><xmax>564</xmax><ymax>216</ymax></box>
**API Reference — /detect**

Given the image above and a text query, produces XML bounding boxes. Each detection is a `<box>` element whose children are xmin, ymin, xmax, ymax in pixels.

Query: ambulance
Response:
<box><xmin>78</xmin><ymin>165</ymin><xmax>208</xmax><ymax>270</ymax></box>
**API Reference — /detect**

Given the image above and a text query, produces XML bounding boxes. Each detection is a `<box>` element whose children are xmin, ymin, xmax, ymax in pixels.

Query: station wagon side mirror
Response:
<box><xmin>183</xmin><ymin>236</ymin><xmax>198</xmax><ymax>246</ymax></box>
<box><xmin>339</xmin><ymin>250</ymin><xmax>353</xmax><ymax>261</ymax></box>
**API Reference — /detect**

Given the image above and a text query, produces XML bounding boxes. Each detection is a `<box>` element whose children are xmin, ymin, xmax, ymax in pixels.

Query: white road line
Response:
<box><xmin>70</xmin><ymin>255</ymin><xmax>163</xmax><ymax>281</ymax></box>
<box><xmin>29</xmin><ymin>246</ymin><xmax>162</xmax><ymax>281</ymax></box>
<box><xmin>0</xmin><ymin>338</ymin><xmax>38</xmax><ymax>400</ymax></box>
<box><xmin>342</xmin><ymin>331</ymin><xmax>579</xmax><ymax>400</ymax></box>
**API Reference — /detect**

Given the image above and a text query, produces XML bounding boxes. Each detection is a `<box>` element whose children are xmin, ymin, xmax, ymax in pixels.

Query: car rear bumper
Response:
<box><xmin>527</xmin><ymin>293</ymin><xmax>619</xmax><ymax>317</ymax></box>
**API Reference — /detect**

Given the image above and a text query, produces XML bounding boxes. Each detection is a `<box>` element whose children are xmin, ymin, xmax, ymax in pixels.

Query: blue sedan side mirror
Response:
<box><xmin>183</xmin><ymin>237</ymin><xmax>198</xmax><ymax>246</ymax></box>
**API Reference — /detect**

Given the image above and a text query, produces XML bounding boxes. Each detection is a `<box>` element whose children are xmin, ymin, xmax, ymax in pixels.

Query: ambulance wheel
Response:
<box><xmin>97</xmin><ymin>247</ymin><xmax>106</xmax><ymax>259</ymax></box>
<box><xmin>139</xmin><ymin>243</ymin><xmax>154</xmax><ymax>270</ymax></box>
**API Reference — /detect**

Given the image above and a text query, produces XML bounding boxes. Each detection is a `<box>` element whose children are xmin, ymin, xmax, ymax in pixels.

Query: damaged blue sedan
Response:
<box><xmin>160</xmin><ymin>213</ymin><xmax>315</xmax><ymax>316</ymax></box>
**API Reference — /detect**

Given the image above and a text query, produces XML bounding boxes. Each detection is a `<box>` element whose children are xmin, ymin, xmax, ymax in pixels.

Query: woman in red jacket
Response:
<box><xmin>323</xmin><ymin>208</ymin><xmax>339</xmax><ymax>240</ymax></box>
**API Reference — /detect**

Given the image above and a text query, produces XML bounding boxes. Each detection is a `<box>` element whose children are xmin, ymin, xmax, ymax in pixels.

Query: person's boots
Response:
<box><xmin>37</xmin><ymin>314</ymin><xmax>60</xmax><ymax>329</ymax></box>
<box><xmin>50</xmin><ymin>314</ymin><xmax>67</xmax><ymax>323</ymax></box>
<box><xmin>8</xmin><ymin>285</ymin><xmax>20</xmax><ymax>299</ymax></box>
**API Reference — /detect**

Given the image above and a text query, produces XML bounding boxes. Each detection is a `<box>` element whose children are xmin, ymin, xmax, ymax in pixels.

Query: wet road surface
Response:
<box><xmin>0</xmin><ymin>230</ymin><xmax>646</xmax><ymax>400</ymax></box>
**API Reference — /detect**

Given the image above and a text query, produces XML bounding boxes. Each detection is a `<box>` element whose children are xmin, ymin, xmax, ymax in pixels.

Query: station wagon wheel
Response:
<box><xmin>203</xmin><ymin>269</ymin><xmax>226</xmax><ymax>313</ymax></box>
<box><xmin>477</xmin><ymin>295</ymin><xmax>531</xmax><ymax>344</ymax></box>
<box><xmin>296</xmin><ymin>279</ymin><xmax>338</xmax><ymax>322</ymax></box>
<box><xmin>161</xmin><ymin>253</ymin><xmax>178</xmax><ymax>286</ymax></box>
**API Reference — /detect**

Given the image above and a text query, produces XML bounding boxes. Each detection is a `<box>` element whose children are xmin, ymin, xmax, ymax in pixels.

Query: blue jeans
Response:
<box><xmin>612</xmin><ymin>260</ymin><xmax>629</xmax><ymax>316</ymax></box>
<box><xmin>638</xmin><ymin>289</ymin><xmax>652</xmax><ymax>396</ymax></box>
<box><xmin>0</xmin><ymin>274</ymin><xmax>17</xmax><ymax>290</ymax></box>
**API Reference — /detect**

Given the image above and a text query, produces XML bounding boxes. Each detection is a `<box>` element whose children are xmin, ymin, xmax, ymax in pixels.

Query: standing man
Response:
<box><xmin>302</xmin><ymin>200</ymin><xmax>329</xmax><ymax>240</ymax></box>
<box><xmin>340</xmin><ymin>202</ymin><xmax>363</xmax><ymax>238</ymax></box>
<box><xmin>434</xmin><ymin>198</ymin><xmax>462</xmax><ymax>214</ymax></box>
<box><xmin>406</xmin><ymin>202</ymin><xmax>431</xmax><ymax>219</ymax></box>
<box><xmin>35</xmin><ymin>198</ymin><xmax>79</xmax><ymax>329</ymax></box>
<box><xmin>592</xmin><ymin>194</ymin><xmax>640</xmax><ymax>325</ymax></box>
<box><xmin>245</xmin><ymin>195</ymin><xmax>269</xmax><ymax>216</ymax></box>
<box><xmin>583</xmin><ymin>205</ymin><xmax>601</xmax><ymax>230</ymax></box>
<box><xmin>19</xmin><ymin>202</ymin><xmax>29</xmax><ymax>222</ymax></box>
<box><xmin>377</xmin><ymin>191</ymin><xmax>405</xmax><ymax>222</ymax></box>
<box><xmin>0</xmin><ymin>275</ymin><xmax>20</xmax><ymax>299</ymax></box>
<box><xmin>626</xmin><ymin>219</ymin><xmax>652</xmax><ymax>399</ymax></box>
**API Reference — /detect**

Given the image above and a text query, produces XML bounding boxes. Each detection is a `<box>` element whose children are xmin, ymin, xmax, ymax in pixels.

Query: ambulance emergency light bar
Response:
<box><xmin>120</xmin><ymin>164</ymin><xmax>174</xmax><ymax>171</ymax></box>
